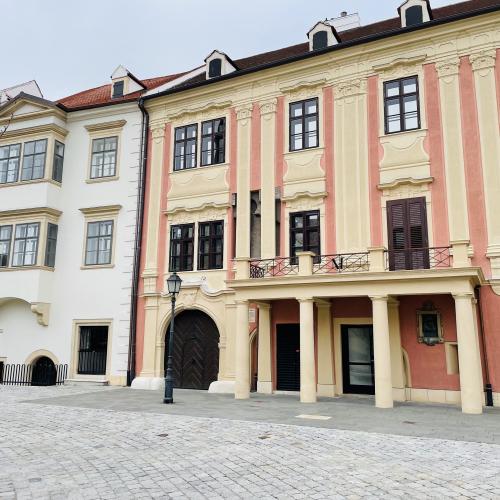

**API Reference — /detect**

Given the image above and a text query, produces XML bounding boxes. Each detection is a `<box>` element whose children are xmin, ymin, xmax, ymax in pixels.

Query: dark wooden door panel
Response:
<box><xmin>276</xmin><ymin>324</ymin><xmax>300</xmax><ymax>391</ymax></box>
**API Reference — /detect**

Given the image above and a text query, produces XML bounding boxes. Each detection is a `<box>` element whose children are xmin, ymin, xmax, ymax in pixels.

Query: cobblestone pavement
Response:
<box><xmin>1</xmin><ymin>386</ymin><xmax>500</xmax><ymax>499</ymax></box>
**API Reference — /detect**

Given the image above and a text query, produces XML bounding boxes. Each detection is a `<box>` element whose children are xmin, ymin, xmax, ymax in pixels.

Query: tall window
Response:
<box><xmin>78</xmin><ymin>326</ymin><xmax>108</xmax><ymax>375</ymax></box>
<box><xmin>0</xmin><ymin>225</ymin><xmax>12</xmax><ymax>267</ymax></box>
<box><xmin>85</xmin><ymin>221</ymin><xmax>113</xmax><ymax>265</ymax></box>
<box><xmin>44</xmin><ymin>223</ymin><xmax>58</xmax><ymax>267</ymax></box>
<box><xmin>201</xmin><ymin>118</ymin><xmax>225</xmax><ymax>166</ymax></box>
<box><xmin>0</xmin><ymin>143</ymin><xmax>21</xmax><ymax>184</ymax></box>
<box><xmin>387</xmin><ymin>197</ymin><xmax>429</xmax><ymax>270</ymax></box>
<box><xmin>289</xmin><ymin>98</ymin><xmax>319</xmax><ymax>151</ymax></box>
<box><xmin>290</xmin><ymin>211</ymin><xmax>320</xmax><ymax>262</ymax></box>
<box><xmin>174</xmin><ymin>125</ymin><xmax>197</xmax><ymax>171</ymax></box>
<box><xmin>12</xmin><ymin>223</ymin><xmax>40</xmax><ymax>266</ymax></box>
<box><xmin>21</xmin><ymin>139</ymin><xmax>47</xmax><ymax>181</ymax></box>
<box><xmin>169</xmin><ymin>224</ymin><xmax>194</xmax><ymax>271</ymax></box>
<box><xmin>90</xmin><ymin>137</ymin><xmax>118</xmax><ymax>179</ymax></box>
<box><xmin>52</xmin><ymin>141</ymin><xmax>65</xmax><ymax>183</ymax></box>
<box><xmin>198</xmin><ymin>221</ymin><xmax>224</xmax><ymax>270</ymax></box>
<box><xmin>384</xmin><ymin>77</ymin><xmax>420</xmax><ymax>134</ymax></box>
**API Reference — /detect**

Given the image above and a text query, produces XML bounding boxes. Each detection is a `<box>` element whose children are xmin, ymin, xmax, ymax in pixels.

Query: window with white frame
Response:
<box><xmin>12</xmin><ymin>223</ymin><xmax>40</xmax><ymax>266</ymax></box>
<box><xmin>21</xmin><ymin>139</ymin><xmax>47</xmax><ymax>181</ymax></box>
<box><xmin>0</xmin><ymin>144</ymin><xmax>21</xmax><ymax>184</ymax></box>
<box><xmin>44</xmin><ymin>223</ymin><xmax>58</xmax><ymax>267</ymax></box>
<box><xmin>90</xmin><ymin>137</ymin><xmax>118</xmax><ymax>179</ymax></box>
<box><xmin>85</xmin><ymin>220</ymin><xmax>113</xmax><ymax>265</ymax></box>
<box><xmin>0</xmin><ymin>225</ymin><xmax>12</xmax><ymax>267</ymax></box>
<box><xmin>52</xmin><ymin>141</ymin><xmax>65</xmax><ymax>183</ymax></box>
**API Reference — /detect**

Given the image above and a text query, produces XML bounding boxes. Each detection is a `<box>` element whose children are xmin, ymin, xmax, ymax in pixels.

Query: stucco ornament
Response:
<box><xmin>435</xmin><ymin>56</ymin><xmax>461</xmax><ymax>80</ymax></box>
<box><xmin>373</xmin><ymin>54</ymin><xmax>427</xmax><ymax>80</ymax></box>
<box><xmin>335</xmin><ymin>79</ymin><xmax>367</xmax><ymax>99</ymax></box>
<box><xmin>235</xmin><ymin>104</ymin><xmax>253</xmax><ymax>125</ymax></box>
<box><xmin>30</xmin><ymin>302</ymin><xmax>50</xmax><ymax>327</ymax></box>
<box><xmin>280</xmin><ymin>78</ymin><xmax>326</xmax><ymax>101</ymax></box>
<box><xmin>259</xmin><ymin>98</ymin><xmax>278</xmax><ymax>119</ymax></box>
<box><xmin>469</xmin><ymin>50</ymin><xmax>497</xmax><ymax>74</ymax></box>
<box><xmin>151</xmin><ymin>124</ymin><xmax>165</xmax><ymax>144</ymax></box>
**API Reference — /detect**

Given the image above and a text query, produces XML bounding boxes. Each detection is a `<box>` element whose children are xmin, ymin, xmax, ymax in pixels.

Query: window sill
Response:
<box><xmin>171</xmin><ymin>162</ymin><xmax>230</xmax><ymax>174</ymax></box>
<box><xmin>0</xmin><ymin>265</ymin><xmax>54</xmax><ymax>272</ymax></box>
<box><xmin>284</xmin><ymin>146</ymin><xmax>324</xmax><ymax>158</ymax></box>
<box><xmin>0</xmin><ymin>178</ymin><xmax>62</xmax><ymax>189</ymax></box>
<box><xmin>80</xmin><ymin>264</ymin><xmax>115</xmax><ymax>270</ymax></box>
<box><xmin>379</xmin><ymin>128</ymin><xmax>427</xmax><ymax>140</ymax></box>
<box><xmin>85</xmin><ymin>176</ymin><xmax>119</xmax><ymax>184</ymax></box>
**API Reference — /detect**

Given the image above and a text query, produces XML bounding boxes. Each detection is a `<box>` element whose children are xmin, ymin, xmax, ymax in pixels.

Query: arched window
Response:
<box><xmin>312</xmin><ymin>31</ymin><xmax>328</xmax><ymax>51</ymax></box>
<box><xmin>208</xmin><ymin>59</ymin><xmax>222</xmax><ymax>78</ymax></box>
<box><xmin>405</xmin><ymin>5</ymin><xmax>424</xmax><ymax>26</ymax></box>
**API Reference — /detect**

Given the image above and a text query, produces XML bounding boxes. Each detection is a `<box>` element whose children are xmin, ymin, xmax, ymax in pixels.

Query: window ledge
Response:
<box><xmin>379</xmin><ymin>128</ymin><xmax>427</xmax><ymax>140</ymax></box>
<box><xmin>80</xmin><ymin>264</ymin><xmax>115</xmax><ymax>270</ymax></box>
<box><xmin>0</xmin><ymin>265</ymin><xmax>54</xmax><ymax>272</ymax></box>
<box><xmin>0</xmin><ymin>178</ymin><xmax>62</xmax><ymax>189</ymax></box>
<box><xmin>284</xmin><ymin>146</ymin><xmax>325</xmax><ymax>159</ymax></box>
<box><xmin>85</xmin><ymin>176</ymin><xmax>119</xmax><ymax>184</ymax></box>
<box><xmin>171</xmin><ymin>162</ymin><xmax>230</xmax><ymax>175</ymax></box>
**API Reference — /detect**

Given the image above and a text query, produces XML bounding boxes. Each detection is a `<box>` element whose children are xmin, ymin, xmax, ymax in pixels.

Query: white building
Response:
<box><xmin>0</xmin><ymin>69</ymin><xmax>189</xmax><ymax>385</ymax></box>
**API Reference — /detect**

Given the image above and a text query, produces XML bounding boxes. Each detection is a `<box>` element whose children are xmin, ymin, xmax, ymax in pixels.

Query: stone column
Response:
<box><xmin>453</xmin><ymin>293</ymin><xmax>484</xmax><ymax>414</ymax></box>
<box><xmin>371</xmin><ymin>295</ymin><xmax>393</xmax><ymax>409</ymax></box>
<box><xmin>470</xmin><ymin>51</ymin><xmax>500</xmax><ymax>277</ymax></box>
<box><xmin>435</xmin><ymin>57</ymin><xmax>470</xmax><ymax>242</ymax></box>
<box><xmin>235</xmin><ymin>104</ymin><xmax>253</xmax><ymax>259</ymax></box>
<box><xmin>316</xmin><ymin>302</ymin><xmax>335</xmax><ymax>398</ymax></box>
<box><xmin>257</xmin><ymin>303</ymin><xmax>272</xmax><ymax>394</ymax></box>
<box><xmin>388</xmin><ymin>299</ymin><xmax>406</xmax><ymax>401</ymax></box>
<box><xmin>299</xmin><ymin>298</ymin><xmax>316</xmax><ymax>403</ymax></box>
<box><xmin>260</xmin><ymin>99</ymin><xmax>277</xmax><ymax>259</ymax></box>
<box><xmin>235</xmin><ymin>300</ymin><xmax>250</xmax><ymax>399</ymax></box>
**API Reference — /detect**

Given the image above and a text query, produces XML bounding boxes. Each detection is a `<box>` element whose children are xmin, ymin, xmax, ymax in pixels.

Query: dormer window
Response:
<box><xmin>112</xmin><ymin>80</ymin><xmax>124</xmax><ymax>98</ymax></box>
<box><xmin>307</xmin><ymin>21</ymin><xmax>340</xmax><ymax>52</ymax></box>
<box><xmin>208</xmin><ymin>59</ymin><xmax>222</xmax><ymax>79</ymax></box>
<box><xmin>398</xmin><ymin>0</ymin><xmax>432</xmax><ymax>28</ymax></box>
<box><xmin>312</xmin><ymin>31</ymin><xmax>328</xmax><ymax>51</ymax></box>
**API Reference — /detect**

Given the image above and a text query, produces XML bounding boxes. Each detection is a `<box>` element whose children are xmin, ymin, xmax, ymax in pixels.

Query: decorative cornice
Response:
<box><xmin>169</xmin><ymin>100</ymin><xmax>232</xmax><ymax>122</ymax></box>
<box><xmin>435</xmin><ymin>56</ymin><xmax>461</xmax><ymax>79</ymax></box>
<box><xmin>165</xmin><ymin>202</ymin><xmax>230</xmax><ymax>223</ymax></box>
<box><xmin>281</xmin><ymin>191</ymin><xmax>327</xmax><ymax>203</ymax></box>
<box><xmin>279</xmin><ymin>78</ymin><xmax>327</xmax><ymax>99</ymax></box>
<box><xmin>84</xmin><ymin>119</ymin><xmax>126</xmax><ymax>133</ymax></box>
<box><xmin>0</xmin><ymin>207</ymin><xmax>62</xmax><ymax>220</ymax></box>
<box><xmin>469</xmin><ymin>50</ymin><xmax>497</xmax><ymax>72</ymax></box>
<box><xmin>79</xmin><ymin>204</ymin><xmax>122</xmax><ymax>217</ymax></box>
<box><xmin>377</xmin><ymin>176</ymin><xmax>434</xmax><ymax>192</ymax></box>
<box><xmin>373</xmin><ymin>54</ymin><xmax>427</xmax><ymax>75</ymax></box>
<box><xmin>335</xmin><ymin>79</ymin><xmax>367</xmax><ymax>99</ymax></box>
<box><xmin>0</xmin><ymin>123</ymin><xmax>68</xmax><ymax>141</ymax></box>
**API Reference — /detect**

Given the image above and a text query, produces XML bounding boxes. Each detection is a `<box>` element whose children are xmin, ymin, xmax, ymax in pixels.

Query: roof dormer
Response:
<box><xmin>205</xmin><ymin>50</ymin><xmax>237</xmax><ymax>80</ymax></box>
<box><xmin>307</xmin><ymin>21</ymin><xmax>340</xmax><ymax>52</ymax></box>
<box><xmin>110</xmin><ymin>65</ymin><xmax>145</xmax><ymax>98</ymax></box>
<box><xmin>398</xmin><ymin>0</ymin><xmax>433</xmax><ymax>28</ymax></box>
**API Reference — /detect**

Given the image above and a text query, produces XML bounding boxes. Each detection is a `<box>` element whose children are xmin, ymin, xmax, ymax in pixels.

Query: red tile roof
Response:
<box><xmin>57</xmin><ymin>74</ymin><xmax>185</xmax><ymax>111</ymax></box>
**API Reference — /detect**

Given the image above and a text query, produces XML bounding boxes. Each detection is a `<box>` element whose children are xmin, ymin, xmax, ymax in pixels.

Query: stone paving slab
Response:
<box><xmin>1</xmin><ymin>386</ymin><xmax>500</xmax><ymax>499</ymax></box>
<box><xmin>29</xmin><ymin>386</ymin><xmax>500</xmax><ymax>445</ymax></box>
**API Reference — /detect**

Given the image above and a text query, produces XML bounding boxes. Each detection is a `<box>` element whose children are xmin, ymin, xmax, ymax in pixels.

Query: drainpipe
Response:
<box><xmin>475</xmin><ymin>285</ymin><xmax>493</xmax><ymax>407</ymax></box>
<box><xmin>127</xmin><ymin>97</ymin><xmax>149</xmax><ymax>386</ymax></box>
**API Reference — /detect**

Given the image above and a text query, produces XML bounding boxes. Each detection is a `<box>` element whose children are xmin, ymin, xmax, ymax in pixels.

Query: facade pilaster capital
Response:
<box><xmin>470</xmin><ymin>50</ymin><xmax>497</xmax><ymax>73</ymax></box>
<box><xmin>387</xmin><ymin>298</ymin><xmax>400</xmax><ymax>308</ymax></box>
<box><xmin>150</xmin><ymin>122</ymin><xmax>166</xmax><ymax>144</ymax></box>
<box><xmin>259</xmin><ymin>98</ymin><xmax>278</xmax><ymax>118</ymax></box>
<box><xmin>435</xmin><ymin>56</ymin><xmax>461</xmax><ymax>80</ymax></box>
<box><xmin>335</xmin><ymin>78</ymin><xmax>367</xmax><ymax>99</ymax></box>
<box><xmin>452</xmin><ymin>292</ymin><xmax>475</xmax><ymax>300</ymax></box>
<box><xmin>297</xmin><ymin>297</ymin><xmax>315</xmax><ymax>303</ymax></box>
<box><xmin>314</xmin><ymin>299</ymin><xmax>331</xmax><ymax>310</ymax></box>
<box><xmin>235</xmin><ymin>104</ymin><xmax>253</xmax><ymax>124</ymax></box>
<box><xmin>370</xmin><ymin>295</ymin><xmax>389</xmax><ymax>302</ymax></box>
<box><xmin>256</xmin><ymin>302</ymin><xmax>271</xmax><ymax>311</ymax></box>
<box><xmin>235</xmin><ymin>299</ymin><xmax>249</xmax><ymax>306</ymax></box>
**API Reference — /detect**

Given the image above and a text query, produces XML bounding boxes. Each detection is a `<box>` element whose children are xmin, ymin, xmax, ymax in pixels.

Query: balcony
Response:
<box><xmin>234</xmin><ymin>241</ymin><xmax>471</xmax><ymax>281</ymax></box>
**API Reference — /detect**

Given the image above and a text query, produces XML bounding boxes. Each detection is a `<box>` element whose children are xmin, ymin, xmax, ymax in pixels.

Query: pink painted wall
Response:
<box><xmin>331</xmin><ymin>297</ymin><xmax>372</xmax><ymax>317</ymax></box>
<box><xmin>367</xmin><ymin>76</ymin><xmax>383</xmax><ymax>247</ymax></box>
<box><xmin>323</xmin><ymin>86</ymin><xmax>336</xmax><ymax>254</ymax></box>
<box><xmin>399</xmin><ymin>295</ymin><xmax>459</xmax><ymax>391</ymax></box>
<box><xmin>479</xmin><ymin>287</ymin><xmax>500</xmax><ymax>393</ymax></box>
<box><xmin>424</xmin><ymin>64</ymin><xmax>450</xmax><ymax>247</ymax></box>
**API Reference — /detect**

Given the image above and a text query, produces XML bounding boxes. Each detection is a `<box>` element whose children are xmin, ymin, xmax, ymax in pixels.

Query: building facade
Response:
<box><xmin>132</xmin><ymin>0</ymin><xmax>500</xmax><ymax>414</ymax></box>
<box><xmin>0</xmin><ymin>69</ymin><xmax>188</xmax><ymax>385</ymax></box>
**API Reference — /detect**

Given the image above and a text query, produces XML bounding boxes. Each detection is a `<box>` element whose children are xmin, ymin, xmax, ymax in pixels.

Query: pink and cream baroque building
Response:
<box><xmin>130</xmin><ymin>0</ymin><xmax>500</xmax><ymax>415</ymax></box>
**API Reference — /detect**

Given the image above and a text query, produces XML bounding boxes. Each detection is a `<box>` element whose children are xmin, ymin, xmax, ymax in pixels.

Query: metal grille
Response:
<box><xmin>313</xmin><ymin>253</ymin><xmax>370</xmax><ymax>274</ymax></box>
<box><xmin>385</xmin><ymin>247</ymin><xmax>451</xmax><ymax>270</ymax></box>
<box><xmin>249</xmin><ymin>258</ymin><xmax>299</xmax><ymax>278</ymax></box>
<box><xmin>0</xmin><ymin>363</ymin><xmax>67</xmax><ymax>386</ymax></box>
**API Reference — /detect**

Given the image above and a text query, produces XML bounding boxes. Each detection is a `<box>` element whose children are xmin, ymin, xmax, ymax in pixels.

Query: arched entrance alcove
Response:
<box><xmin>164</xmin><ymin>310</ymin><xmax>220</xmax><ymax>390</ymax></box>
<box><xmin>31</xmin><ymin>356</ymin><xmax>57</xmax><ymax>386</ymax></box>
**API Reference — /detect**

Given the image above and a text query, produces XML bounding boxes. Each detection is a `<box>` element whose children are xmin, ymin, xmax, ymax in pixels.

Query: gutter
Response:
<box><xmin>127</xmin><ymin>97</ymin><xmax>149</xmax><ymax>386</ymax></box>
<box><xmin>475</xmin><ymin>286</ymin><xmax>494</xmax><ymax>406</ymax></box>
<box><xmin>143</xmin><ymin>4</ymin><xmax>500</xmax><ymax>102</ymax></box>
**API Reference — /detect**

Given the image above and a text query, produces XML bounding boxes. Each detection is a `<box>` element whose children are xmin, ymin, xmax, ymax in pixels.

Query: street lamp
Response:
<box><xmin>164</xmin><ymin>272</ymin><xmax>182</xmax><ymax>404</ymax></box>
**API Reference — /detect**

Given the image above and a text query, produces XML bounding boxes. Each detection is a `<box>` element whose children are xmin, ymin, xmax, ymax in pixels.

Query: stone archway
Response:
<box><xmin>164</xmin><ymin>310</ymin><xmax>220</xmax><ymax>390</ymax></box>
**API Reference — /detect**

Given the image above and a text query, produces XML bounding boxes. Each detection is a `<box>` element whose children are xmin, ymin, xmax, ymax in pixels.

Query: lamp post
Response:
<box><xmin>164</xmin><ymin>272</ymin><xmax>182</xmax><ymax>404</ymax></box>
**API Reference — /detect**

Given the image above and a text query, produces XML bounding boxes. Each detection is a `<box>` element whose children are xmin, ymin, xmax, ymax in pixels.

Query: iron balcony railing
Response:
<box><xmin>313</xmin><ymin>253</ymin><xmax>370</xmax><ymax>274</ymax></box>
<box><xmin>249</xmin><ymin>257</ymin><xmax>299</xmax><ymax>278</ymax></box>
<box><xmin>385</xmin><ymin>246</ymin><xmax>452</xmax><ymax>271</ymax></box>
<box><xmin>0</xmin><ymin>363</ymin><xmax>67</xmax><ymax>386</ymax></box>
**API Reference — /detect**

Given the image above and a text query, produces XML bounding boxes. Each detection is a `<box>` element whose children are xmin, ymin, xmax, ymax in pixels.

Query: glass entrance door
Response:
<box><xmin>341</xmin><ymin>325</ymin><xmax>375</xmax><ymax>395</ymax></box>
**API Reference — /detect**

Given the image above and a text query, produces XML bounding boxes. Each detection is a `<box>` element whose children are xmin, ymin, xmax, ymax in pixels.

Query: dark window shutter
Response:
<box><xmin>407</xmin><ymin>197</ymin><xmax>429</xmax><ymax>269</ymax></box>
<box><xmin>312</xmin><ymin>31</ymin><xmax>328</xmax><ymax>51</ymax></box>
<box><xmin>112</xmin><ymin>81</ymin><xmax>124</xmax><ymax>98</ymax></box>
<box><xmin>405</xmin><ymin>5</ymin><xmax>424</xmax><ymax>26</ymax></box>
<box><xmin>209</xmin><ymin>59</ymin><xmax>222</xmax><ymax>78</ymax></box>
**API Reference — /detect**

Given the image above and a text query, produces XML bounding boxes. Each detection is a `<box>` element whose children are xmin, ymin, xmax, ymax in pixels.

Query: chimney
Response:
<box><xmin>329</xmin><ymin>11</ymin><xmax>361</xmax><ymax>32</ymax></box>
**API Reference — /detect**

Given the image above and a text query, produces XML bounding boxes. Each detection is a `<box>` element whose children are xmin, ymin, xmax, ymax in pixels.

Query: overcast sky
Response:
<box><xmin>3</xmin><ymin>0</ymin><xmax>460</xmax><ymax>101</ymax></box>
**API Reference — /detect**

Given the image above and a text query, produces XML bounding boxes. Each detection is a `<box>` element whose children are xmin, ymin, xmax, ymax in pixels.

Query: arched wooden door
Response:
<box><xmin>164</xmin><ymin>310</ymin><xmax>220</xmax><ymax>390</ymax></box>
<box><xmin>31</xmin><ymin>356</ymin><xmax>57</xmax><ymax>386</ymax></box>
